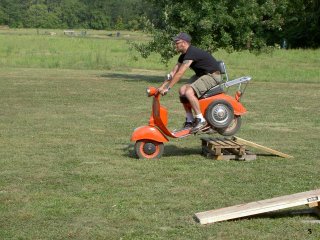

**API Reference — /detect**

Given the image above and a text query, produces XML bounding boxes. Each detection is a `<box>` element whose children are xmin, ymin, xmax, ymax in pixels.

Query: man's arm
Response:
<box><xmin>168</xmin><ymin>60</ymin><xmax>192</xmax><ymax>88</ymax></box>
<box><xmin>169</xmin><ymin>63</ymin><xmax>181</xmax><ymax>78</ymax></box>
<box><xmin>158</xmin><ymin>62</ymin><xmax>181</xmax><ymax>91</ymax></box>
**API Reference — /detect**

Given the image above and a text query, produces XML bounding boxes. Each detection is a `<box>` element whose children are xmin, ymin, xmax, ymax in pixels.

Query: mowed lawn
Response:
<box><xmin>0</xmin><ymin>31</ymin><xmax>320</xmax><ymax>239</ymax></box>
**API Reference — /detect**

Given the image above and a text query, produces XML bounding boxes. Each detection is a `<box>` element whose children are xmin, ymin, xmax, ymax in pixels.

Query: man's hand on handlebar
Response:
<box><xmin>158</xmin><ymin>76</ymin><xmax>172</xmax><ymax>95</ymax></box>
<box><xmin>159</xmin><ymin>87</ymin><xmax>170</xmax><ymax>96</ymax></box>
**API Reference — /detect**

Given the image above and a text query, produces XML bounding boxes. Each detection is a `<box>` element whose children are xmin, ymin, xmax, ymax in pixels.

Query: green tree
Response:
<box><xmin>56</xmin><ymin>0</ymin><xmax>86</xmax><ymax>28</ymax></box>
<box><xmin>279</xmin><ymin>0</ymin><xmax>320</xmax><ymax>48</ymax></box>
<box><xmin>1</xmin><ymin>0</ymin><xmax>318</xmax><ymax>49</ymax></box>
<box><xmin>79</xmin><ymin>0</ymin><xmax>110</xmax><ymax>29</ymax></box>
<box><xmin>25</xmin><ymin>4</ymin><xmax>61</xmax><ymax>28</ymax></box>
<box><xmin>1</xmin><ymin>0</ymin><xmax>29</xmax><ymax>27</ymax></box>
<box><xmin>135</xmin><ymin>0</ymin><xmax>290</xmax><ymax>62</ymax></box>
<box><xmin>0</xmin><ymin>6</ymin><xmax>8</xmax><ymax>25</ymax></box>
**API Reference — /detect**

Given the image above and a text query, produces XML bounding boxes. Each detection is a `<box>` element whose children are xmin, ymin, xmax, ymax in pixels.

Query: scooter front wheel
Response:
<box><xmin>134</xmin><ymin>140</ymin><xmax>164</xmax><ymax>159</ymax></box>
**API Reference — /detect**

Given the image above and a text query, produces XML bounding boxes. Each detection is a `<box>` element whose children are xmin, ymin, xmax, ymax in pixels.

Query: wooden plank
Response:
<box><xmin>218</xmin><ymin>139</ymin><xmax>233</xmax><ymax>146</ymax></box>
<box><xmin>202</xmin><ymin>137</ymin><xmax>240</xmax><ymax>146</ymax></box>
<box><xmin>233</xmin><ymin>136</ymin><xmax>293</xmax><ymax>158</ymax></box>
<box><xmin>215</xmin><ymin>146</ymin><xmax>222</xmax><ymax>155</ymax></box>
<box><xmin>228</xmin><ymin>147</ymin><xmax>245</xmax><ymax>156</ymax></box>
<box><xmin>214</xmin><ymin>153</ymin><xmax>256</xmax><ymax>161</ymax></box>
<box><xmin>208</xmin><ymin>138</ymin><xmax>242</xmax><ymax>149</ymax></box>
<box><xmin>215</xmin><ymin>155</ymin><xmax>232</xmax><ymax>160</ymax></box>
<box><xmin>223</xmin><ymin>140</ymin><xmax>241</xmax><ymax>148</ymax></box>
<box><xmin>210</xmin><ymin>139</ymin><xmax>227</xmax><ymax>146</ymax></box>
<box><xmin>223</xmin><ymin>140</ymin><xmax>239</xmax><ymax>147</ymax></box>
<box><xmin>240</xmin><ymin>153</ymin><xmax>257</xmax><ymax>161</ymax></box>
<box><xmin>202</xmin><ymin>146</ymin><xmax>256</xmax><ymax>161</ymax></box>
<box><xmin>309</xmin><ymin>202</ymin><xmax>320</xmax><ymax>217</ymax></box>
<box><xmin>308</xmin><ymin>202</ymin><xmax>320</xmax><ymax>208</ymax></box>
<box><xmin>238</xmin><ymin>146</ymin><xmax>245</xmax><ymax>155</ymax></box>
<box><xmin>195</xmin><ymin>189</ymin><xmax>320</xmax><ymax>225</ymax></box>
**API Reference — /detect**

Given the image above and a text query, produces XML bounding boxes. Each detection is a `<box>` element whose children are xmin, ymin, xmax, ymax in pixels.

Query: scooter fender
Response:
<box><xmin>131</xmin><ymin>125</ymin><xmax>169</xmax><ymax>143</ymax></box>
<box><xmin>199</xmin><ymin>94</ymin><xmax>247</xmax><ymax>116</ymax></box>
<box><xmin>228</xmin><ymin>98</ymin><xmax>247</xmax><ymax>115</ymax></box>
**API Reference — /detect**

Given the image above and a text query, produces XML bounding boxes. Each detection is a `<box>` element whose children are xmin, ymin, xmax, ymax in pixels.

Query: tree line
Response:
<box><xmin>136</xmin><ymin>0</ymin><xmax>319</xmax><ymax>62</ymax></box>
<box><xmin>0</xmin><ymin>0</ymin><xmax>319</xmax><ymax>58</ymax></box>
<box><xmin>0</xmin><ymin>0</ymin><xmax>152</xmax><ymax>30</ymax></box>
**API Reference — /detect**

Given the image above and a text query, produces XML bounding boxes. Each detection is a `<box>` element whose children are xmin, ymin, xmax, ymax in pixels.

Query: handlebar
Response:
<box><xmin>146</xmin><ymin>86</ymin><xmax>170</xmax><ymax>97</ymax></box>
<box><xmin>146</xmin><ymin>87</ymin><xmax>159</xmax><ymax>97</ymax></box>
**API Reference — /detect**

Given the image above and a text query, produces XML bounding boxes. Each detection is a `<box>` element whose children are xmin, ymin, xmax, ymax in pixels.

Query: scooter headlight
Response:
<box><xmin>146</xmin><ymin>87</ymin><xmax>157</xmax><ymax>97</ymax></box>
<box><xmin>146</xmin><ymin>88</ymin><xmax>151</xmax><ymax>97</ymax></box>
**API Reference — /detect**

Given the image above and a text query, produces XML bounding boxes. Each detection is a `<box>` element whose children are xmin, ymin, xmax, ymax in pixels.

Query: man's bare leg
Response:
<box><xmin>180</xmin><ymin>85</ymin><xmax>194</xmax><ymax>125</ymax></box>
<box><xmin>184</xmin><ymin>86</ymin><xmax>207</xmax><ymax>133</ymax></box>
<box><xmin>184</xmin><ymin>86</ymin><xmax>201</xmax><ymax>115</ymax></box>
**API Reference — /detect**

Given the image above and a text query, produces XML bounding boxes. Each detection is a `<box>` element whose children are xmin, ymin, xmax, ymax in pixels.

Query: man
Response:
<box><xmin>158</xmin><ymin>32</ymin><xmax>221</xmax><ymax>133</ymax></box>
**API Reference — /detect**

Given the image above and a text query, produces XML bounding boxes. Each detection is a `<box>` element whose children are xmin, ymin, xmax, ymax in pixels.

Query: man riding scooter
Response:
<box><xmin>131</xmin><ymin>32</ymin><xmax>252</xmax><ymax>159</ymax></box>
<box><xmin>158</xmin><ymin>32</ymin><xmax>222</xmax><ymax>133</ymax></box>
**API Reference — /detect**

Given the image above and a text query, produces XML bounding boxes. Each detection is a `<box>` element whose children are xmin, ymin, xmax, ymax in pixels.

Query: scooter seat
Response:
<box><xmin>179</xmin><ymin>85</ymin><xmax>224</xmax><ymax>103</ymax></box>
<box><xmin>199</xmin><ymin>85</ymin><xmax>224</xmax><ymax>99</ymax></box>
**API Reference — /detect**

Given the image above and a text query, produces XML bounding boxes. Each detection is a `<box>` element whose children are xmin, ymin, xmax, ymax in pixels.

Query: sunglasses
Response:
<box><xmin>175</xmin><ymin>40</ymin><xmax>184</xmax><ymax>45</ymax></box>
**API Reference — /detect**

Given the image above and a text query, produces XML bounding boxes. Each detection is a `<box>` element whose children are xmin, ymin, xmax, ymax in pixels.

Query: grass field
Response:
<box><xmin>0</xmin><ymin>29</ymin><xmax>320</xmax><ymax>239</ymax></box>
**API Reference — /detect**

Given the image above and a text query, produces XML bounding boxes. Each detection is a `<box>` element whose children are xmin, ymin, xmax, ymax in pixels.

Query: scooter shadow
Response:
<box><xmin>124</xmin><ymin>143</ymin><xmax>288</xmax><ymax>160</ymax></box>
<box><xmin>162</xmin><ymin>144</ymin><xmax>202</xmax><ymax>157</ymax></box>
<box><xmin>124</xmin><ymin>143</ymin><xmax>201</xmax><ymax>159</ymax></box>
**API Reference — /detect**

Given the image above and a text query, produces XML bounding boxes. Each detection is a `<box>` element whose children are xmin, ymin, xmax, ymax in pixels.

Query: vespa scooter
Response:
<box><xmin>131</xmin><ymin>61</ymin><xmax>251</xmax><ymax>159</ymax></box>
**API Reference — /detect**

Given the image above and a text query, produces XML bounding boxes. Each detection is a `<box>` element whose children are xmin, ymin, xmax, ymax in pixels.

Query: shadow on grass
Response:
<box><xmin>123</xmin><ymin>143</ymin><xmax>284</xmax><ymax>160</ymax></box>
<box><xmin>193</xmin><ymin>208</ymin><xmax>319</xmax><ymax>224</ymax></box>
<box><xmin>253</xmin><ymin>208</ymin><xmax>318</xmax><ymax>220</ymax></box>
<box><xmin>256</xmin><ymin>153</ymin><xmax>287</xmax><ymax>158</ymax></box>
<box><xmin>123</xmin><ymin>143</ymin><xmax>201</xmax><ymax>159</ymax></box>
<box><xmin>164</xmin><ymin>144</ymin><xmax>202</xmax><ymax>157</ymax></box>
<box><xmin>236</xmin><ymin>208</ymin><xmax>319</xmax><ymax>223</ymax></box>
<box><xmin>99</xmin><ymin>73</ymin><xmax>161</xmax><ymax>83</ymax></box>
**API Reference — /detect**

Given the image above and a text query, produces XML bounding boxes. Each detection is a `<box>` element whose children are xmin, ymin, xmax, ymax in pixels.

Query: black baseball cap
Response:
<box><xmin>172</xmin><ymin>32</ymin><xmax>192</xmax><ymax>43</ymax></box>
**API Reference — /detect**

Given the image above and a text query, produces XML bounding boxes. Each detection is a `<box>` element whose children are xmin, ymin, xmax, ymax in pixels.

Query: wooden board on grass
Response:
<box><xmin>195</xmin><ymin>189</ymin><xmax>320</xmax><ymax>225</ymax></box>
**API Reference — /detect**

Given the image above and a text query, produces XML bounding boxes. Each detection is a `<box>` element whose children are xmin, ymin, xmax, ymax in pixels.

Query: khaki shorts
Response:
<box><xmin>189</xmin><ymin>73</ymin><xmax>221</xmax><ymax>98</ymax></box>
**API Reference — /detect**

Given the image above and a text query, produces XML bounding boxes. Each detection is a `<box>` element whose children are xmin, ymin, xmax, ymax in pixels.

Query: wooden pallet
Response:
<box><xmin>201</xmin><ymin>137</ymin><xmax>256</xmax><ymax>161</ymax></box>
<box><xmin>195</xmin><ymin>189</ymin><xmax>320</xmax><ymax>225</ymax></box>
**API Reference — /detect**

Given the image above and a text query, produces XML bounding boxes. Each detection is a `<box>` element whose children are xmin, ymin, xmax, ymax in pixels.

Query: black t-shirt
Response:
<box><xmin>178</xmin><ymin>45</ymin><xmax>220</xmax><ymax>76</ymax></box>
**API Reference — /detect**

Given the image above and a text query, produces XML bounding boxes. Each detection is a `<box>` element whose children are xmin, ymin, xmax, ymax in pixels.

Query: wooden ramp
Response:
<box><xmin>195</xmin><ymin>189</ymin><xmax>320</xmax><ymax>225</ymax></box>
<box><xmin>232</xmin><ymin>136</ymin><xmax>293</xmax><ymax>158</ymax></box>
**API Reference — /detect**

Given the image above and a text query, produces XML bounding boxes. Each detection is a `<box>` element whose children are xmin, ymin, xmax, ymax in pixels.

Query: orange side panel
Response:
<box><xmin>130</xmin><ymin>126</ymin><xmax>169</xmax><ymax>143</ymax></box>
<box><xmin>153</xmin><ymin>97</ymin><xmax>168</xmax><ymax>127</ymax></box>
<box><xmin>159</xmin><ymin>106</ymin><xmax>168</xmax><ymax>126</ymax></box>
<box><xmin>199</xmin><ymin>94</ymin><xmax>247</xmax><ymax>115</ymax></box>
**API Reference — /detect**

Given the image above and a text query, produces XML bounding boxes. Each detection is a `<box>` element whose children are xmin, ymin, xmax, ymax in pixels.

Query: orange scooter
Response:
<box><xmin>131</xmin><ymin>61</ymin><xmax>252</xmax><ymax>159</ymax></box>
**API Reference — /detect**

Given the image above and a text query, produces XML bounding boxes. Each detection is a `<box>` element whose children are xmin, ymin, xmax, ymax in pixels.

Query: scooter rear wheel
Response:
<box><xmin>205</xmin><ymin>100</ymin><xmax>234</xmax><ymax>128</ymax></box>
<box><xmin>217</xmin><ymin>116</ymin><xmax>242</xmax><ymax>136</ymax></box>
<box><xmin>135</xmin><ymin>140</ymin><xmax>164</xmax><ymax>159</ymax></box>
